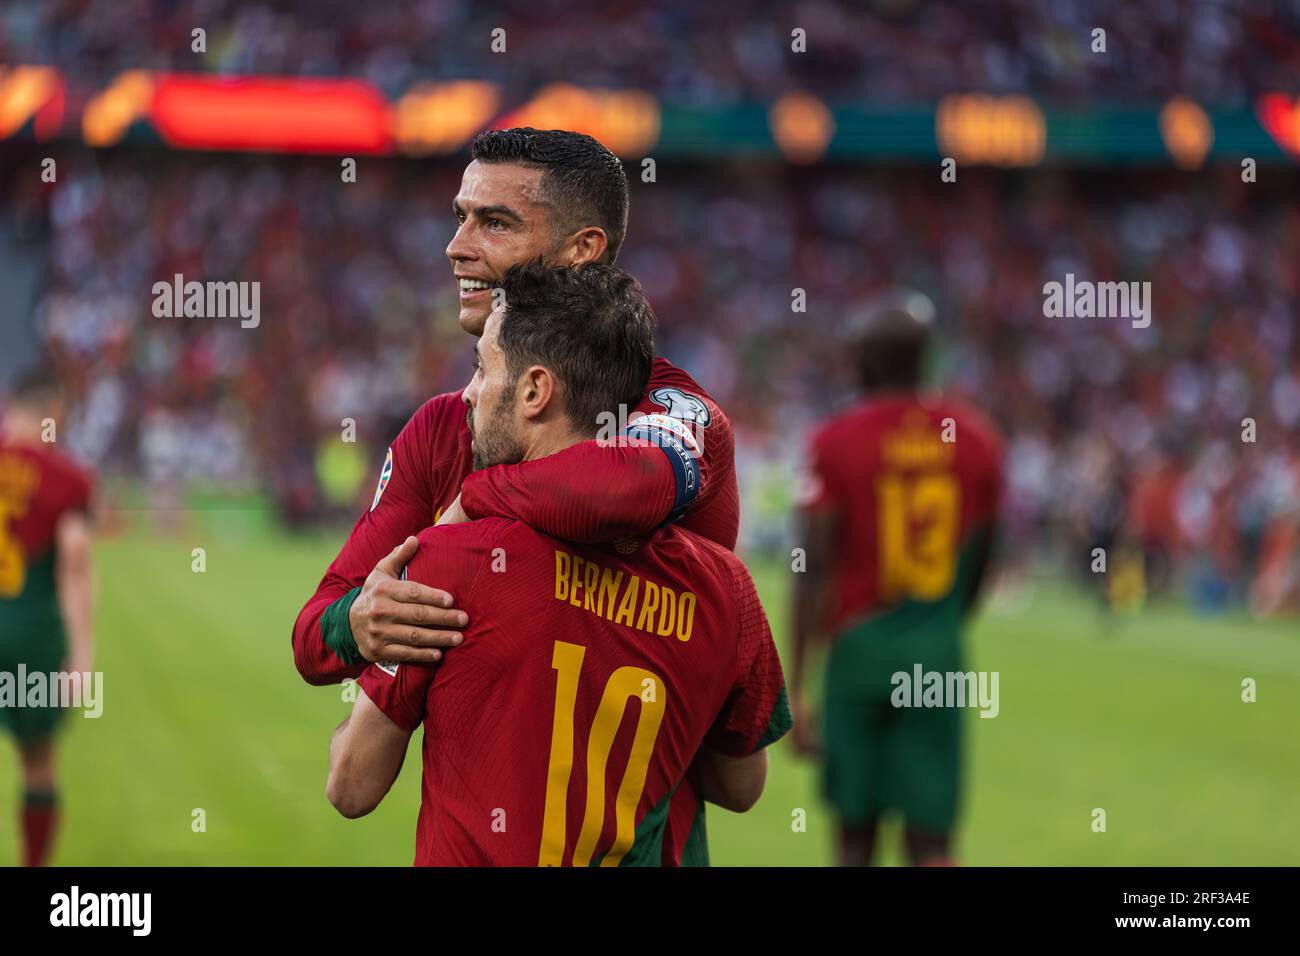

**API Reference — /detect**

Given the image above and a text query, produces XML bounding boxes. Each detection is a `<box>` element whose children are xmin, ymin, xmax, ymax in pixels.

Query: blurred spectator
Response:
<box><xmin>2</xmin><ymin>0</ymin><xmax>1298</xmax><ymax>106</ymax></box>
<box><xmin>4</xmin><ymin>142</ymin><xmax>1298</xmax><ymax>613</ymax></box>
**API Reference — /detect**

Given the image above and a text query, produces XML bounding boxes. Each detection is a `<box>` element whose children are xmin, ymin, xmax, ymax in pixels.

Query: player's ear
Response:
<box><xmin>563</xmin><ymin>226</ymin><xmax>607</xmax><ymax>267</ymax></box>
<box><xmin>520</xmin><ymin>366</ymin><xmax>555</xmax><ymax>419</ymax></box>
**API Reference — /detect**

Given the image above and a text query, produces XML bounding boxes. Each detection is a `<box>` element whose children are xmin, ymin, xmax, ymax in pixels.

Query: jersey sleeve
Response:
<box><xmin>979</xmin><ymin>416</ymin><xmax>1007</xmax><ymax>521</ymax></box>
<box><xmin>355</xmin><ymin>520</ymin><xmax>500</xmax><ymax>729</ymax></box>
<box><xmin>357</xmin><ymin>660</ymin><xmax>438</xmax><ymax>732</ymax></box>
<box><xmin>291</xmin><ymin>395</ymin><xmax>457</xmax><ymax>686</ymax></box>
<box><xmin>795</xmin><ymin>423</ymin><xmax>840</xmax><ymax>515</ymax></box>
<box><xmin>457</xmin><ymin>358</ymin><xmax>740</xmax><ymax>550</ymax></box>
<box><xmin>704</xmin><ymin>558</ymin><xmax>792</xmax><ymax>757</ymax></box>
<box><xmin>960</xmin><ymin>404</ymin><xmax>1007</xmax><ymax>525</ymax></box>
<box><xmin>61</xmin><ymin>463</ymin><xmax>94</xmax><ymax>517</ymax></box>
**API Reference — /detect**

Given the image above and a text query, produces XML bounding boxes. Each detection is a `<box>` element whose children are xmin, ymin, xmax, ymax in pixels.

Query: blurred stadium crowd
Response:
<box><xmin>3</xmin><ymin>0</ymin><xmax>1299</xmax><ymax>104</ymax></box>
<box><xmin>3</xmin><ymin>0</ymin><xmax>1299</xmax><ymax>614</ymax></box>
<box><xmin>3</xmin><ymin>146</ymin><xmax>1298</xmax><ymax>616</ymax></box>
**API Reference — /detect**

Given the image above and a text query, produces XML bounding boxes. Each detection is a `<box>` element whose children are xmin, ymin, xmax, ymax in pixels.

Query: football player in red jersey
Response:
<box><xmin>790</xmin><ymin>293</ymin><xmax>1003</xmax><ymax>866</ymax></box>
<box><xmin>0</xmin><ymin>371</ymin><xmax>96</xmax><ymax>866</ymax></box>
<box><xmin>293</xmin><ymin>129</ymin><xmax>740</xmax><ymax>863</ymax></box>
<box><xmin>326</xmin><ymin>263</ymin><xmax>790</xmax><ymax>865</ymax></box>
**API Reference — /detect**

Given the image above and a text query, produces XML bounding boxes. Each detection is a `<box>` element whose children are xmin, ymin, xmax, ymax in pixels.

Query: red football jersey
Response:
<box><xmin>294</xmin><ymin>358</ymin><xmax>738</xmax><ymax>865</ymax></box>
<box><xmin>0</xmin><ymin>438</ymin><xmax>93</xmax><ymax>608</ymax></box>
<box><xmin>293</xmin><ymin>357</ymin><xmax>737</xmax><ymax>686</ymax></box>
<box><xmin>358</xmin><ymin>518</ymin><xmax>789</xmax><ymax>867</ymax></box>
<box><xmin>800</xmin><ymin>393</ymin><xmax>1003</xmax><ymax>633</ymax></box>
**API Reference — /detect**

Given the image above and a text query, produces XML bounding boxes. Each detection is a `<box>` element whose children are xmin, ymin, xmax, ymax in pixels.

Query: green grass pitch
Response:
<box><xmin>1</xmin><ymin>522</ymin><xmax>1297</xmax><ymax>865</ymax></box>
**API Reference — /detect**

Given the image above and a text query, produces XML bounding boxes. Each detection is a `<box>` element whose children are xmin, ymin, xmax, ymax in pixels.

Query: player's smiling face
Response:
<box><xmin>447</xmin><ymin>160</ymin><xmax>565</xmax><ymax>338</ymax></box>
<box><xmin>463</xmin><ymin>307</ymin><xmax>525</xmax><ymax>470</ymax></box>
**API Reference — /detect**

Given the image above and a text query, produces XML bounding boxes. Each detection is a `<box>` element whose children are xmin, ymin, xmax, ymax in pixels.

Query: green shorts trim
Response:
<box><xmin>819</xmin><ymin>529</ymin><xmax>996</xmax><ymax>832</ymax></box>
<box><xmin>0</xmin><ymin>623</ymin><xmax>70</xmax><ymax>742</ymax></box>
<box><xmin>820</xmin><ymin>599</ymin><xmax>964</xmax><ymax>832</ymax></box>
<box><xmin>822</xmin><ymin>671</ymin><xmax>962</xmax><ymax>832</ymax></box>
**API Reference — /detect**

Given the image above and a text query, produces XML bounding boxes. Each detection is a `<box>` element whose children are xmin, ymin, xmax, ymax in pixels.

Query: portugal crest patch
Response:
<box><xmin>370</xmin><ymin>447</ymin><xmax>394</xmax><ymax>512</ymax></box>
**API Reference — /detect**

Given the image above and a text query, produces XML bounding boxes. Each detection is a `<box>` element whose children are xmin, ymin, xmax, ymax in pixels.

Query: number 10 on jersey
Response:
<box><xmin>539</xmin><ymin>640</ymin><xmax>667</xmax><ymax>867</ymax></box>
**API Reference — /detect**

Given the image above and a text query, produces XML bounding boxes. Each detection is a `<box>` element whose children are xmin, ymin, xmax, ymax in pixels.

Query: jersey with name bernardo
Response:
<box><xmin>801</xmin><ymin>394</ymin><xmax>1003</xmax><ymax>634</ymax></box>
<box><xmin>0</xmin><ymin>439</ymin><xmax>94</xmax><ymax>633</ymax></box>
<box><xmin>358</xmin><ymin>518</ymin><xmax>790</xmax><ymax>867</ymax></box>
<box><xmin>294</xmin><ymin>357</ymin><xmax>739</xmax><ymax>867</ymax></box>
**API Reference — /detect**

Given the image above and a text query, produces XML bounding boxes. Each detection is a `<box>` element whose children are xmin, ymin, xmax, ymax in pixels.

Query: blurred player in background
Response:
<box><xmin>790</xmin><ymin>293</ymin><xmax>1003</xmax><ymax>866</ymax></box>
<box><xmin>0</xmin><ymin>370</ymin><xmax>96</xmax><ymax>866</ymax></box>
<box><xmin>1066</xmin><ymin>437</ymin><xmax>1137</xmax><ymax>616</ymax></box>
<box><xmin>292</xmin><ymin>128</ymin><xmax>740</xmax><ymax>865</ymax></box>
<box><xmin>327</xmin><ymin>263</ymin><xmax>789</xmax><ymax>865</ymax></box>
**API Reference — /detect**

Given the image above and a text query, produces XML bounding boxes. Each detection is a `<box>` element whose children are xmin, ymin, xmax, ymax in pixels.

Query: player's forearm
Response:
<box><xmin>961</xmin><ymin>526</ymin><xmax>998</xmax><ymax>617</ymax></box>
<box><xmin>327</xmin><ymin>717</ymin><xmax>379</xmax><ymax>818</ymax></box>
<box><xmin>327</xmin><ymin>711</ymin><xmax>408</xmax><ymax>818</ymax></box>
<box><xmin>791</xmin><ymin>580</ymin><xmax>824</xmax><ymax>698</ymax></box>
<box><xmin>296</xmin><ymin>400</ymin><xmax>441</xmax><ymax>683</ymax></box>
<box><xmin>693</xmin><ymin>747</ymin><xmax>767</xmax><ymax>813</ymax></box>
<box><xmin>293</xmin><ymin>588</ymin><xmax>366</xmax><ymax>686</ymax></box>
<box><xmin>55</xmin><ymin>515</ymin><xmax>95</xmax><ymax>667</ymax></box>
<box><xmin>460</xmin><ymin>441</ymin><xmax>685</xmax><ymax>542</ymax></box>
<box><xmin>57</xmin><ymin>559</ymin><xmax>95</xmax><ymax>666</ymax></box>
<box><xmin>791</xmin><ymin>512</ymin><xmax>835</xmax><ymax>695</ymax></box>
<box><xmin>790</xmin><ymin>628</ymin><xmax>810</xmax><ymax>702</ymax></box>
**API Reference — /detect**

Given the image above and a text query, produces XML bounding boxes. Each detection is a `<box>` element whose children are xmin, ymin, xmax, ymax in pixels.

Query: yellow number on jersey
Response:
<box><xmin>539</xmin><ymin>640</ymin><xmax>667</xmax><ymax>867</ymax></box>
<box><xmin>876</xmin><ymin>472</ymin><xmax>959</xmax><ymax>602</ymax></box>
<box><xmin>0</xmin><ymin>498</ymin><xmax>27</xmax><ymax>598</ymax></box>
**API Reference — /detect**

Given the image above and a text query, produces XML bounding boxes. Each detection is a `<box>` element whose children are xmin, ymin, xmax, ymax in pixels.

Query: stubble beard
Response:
<box><xmin>469</xmin><ymin>395</ymin><xmax>525</xmax><ymax>472</ymax></box>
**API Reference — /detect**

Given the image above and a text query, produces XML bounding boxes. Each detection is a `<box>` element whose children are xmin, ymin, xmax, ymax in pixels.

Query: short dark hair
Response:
<box><xmin>471</xmin><ymin>128</ymin><xmax>629</xmax><ymax>263</ymax></box>
<box><xmin>496</xmin><ymin>261</ymin><xmax>655</xmax><ymax>433</ymax></box>
<box><xmin>855</xmin><ymin>291</ymin><xmax>935</xmax><ymax>391</ymax></box>
<box><xmin>858</xmin><ymin>313</ymin><xmax>929</xmax><ymax>390</ymax></box>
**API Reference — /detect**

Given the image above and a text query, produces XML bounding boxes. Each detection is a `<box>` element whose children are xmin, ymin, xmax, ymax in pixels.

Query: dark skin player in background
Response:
<box><xmin>790</xmin><ymin>293</ymin><xmax>1003</xmax><ymax>866</ymax></box>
